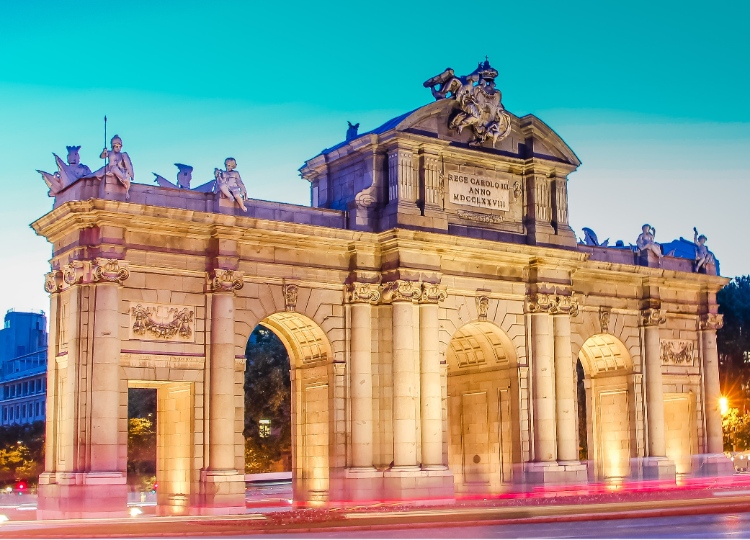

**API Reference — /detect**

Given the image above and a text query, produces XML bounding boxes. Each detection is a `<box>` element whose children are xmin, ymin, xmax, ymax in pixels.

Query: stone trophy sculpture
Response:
<box><xmin>90</xmin><ymin>134</ymin><xmax>134</xmax><ymax>199</ymax></box>
<box><xmin>423</xmin><ymin>58</ymin><xmax>512</xmax><ymax>148</ymax></box>
<box><xmin>693</xmin><ymin>227</ymin><xmax>715</xmax><ymax>272</ymax></box>
<box><xmin>636</xmin><ymin>224</ymin><xmax>662</xmax><ymax>259</ymax></box>
<box><xmin>214</xmin><ymin>157</ymin><xmax>247</xmax><ymax>212</ymax></box>
<box><xmin>154</xmin><ymin>163</ymin><xmax>193</xmax><ymax>189</ymax></box>
<box><xmin>37</xmin><ymin>146</ymin><xmax>92</xmax><ymax>196</ymax></box>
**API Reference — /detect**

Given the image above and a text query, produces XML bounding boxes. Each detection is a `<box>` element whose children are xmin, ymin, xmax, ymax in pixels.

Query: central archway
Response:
<box><xmin>445</xmin><ymin>321</ymin><xmax>519</xmax><ymax>495</ymax></box>
<box><xmin>248</xmin><ymin>311</ymin><xmax>333</xmax><ymax>505</ymax></box>
<box><xmin>577</xmin><ymin>334</ymin><xmax>635</xmax><ymax>482</ymax></box>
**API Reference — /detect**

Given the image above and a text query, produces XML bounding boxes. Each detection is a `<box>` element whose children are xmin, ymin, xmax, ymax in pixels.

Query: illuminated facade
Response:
<box><xmin>32</xmin><ymin>63</ymin><xmax>729</xmax><ymax>518</ymax></box>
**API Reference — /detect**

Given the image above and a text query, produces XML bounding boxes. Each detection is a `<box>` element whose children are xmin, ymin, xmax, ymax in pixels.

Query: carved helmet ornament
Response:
<box><xmin>423</xmin><ymin>58</ymin><xmax>512</xmax><ymax>148</ymax></box>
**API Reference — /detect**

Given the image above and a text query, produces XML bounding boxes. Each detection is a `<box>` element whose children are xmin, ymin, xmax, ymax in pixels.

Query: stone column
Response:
<box><xmin>553</xmin><ymin>304</ymin><xmax>578</xmax><ymax>463</ymax></box>
<box><xmin>346</xmin><ymin>283</ymin><xmax>381</xmax><ymax>470</ymax></box>
<box><xmin>642</xmin><ymin>308</ymin><xmax>667</xmax><ymax>458</ymax></box>
<box><xmin>198</xmin><ymin>269</ymin><xmax>246</xmax><ymax>514</ymax></box>
<box><xmin>41</xmin><ymin>271</ymin><xmax>62</xmax><ymax>477</ymax></box>
<box><xmin>208</xmin><ymin>270</ymin><xmax>243</xmax><ymax>471</ymax></box>
<box><xmin>700</xmin><ymin>314</ymin><xmax>725</xmax><ymax>454</ymax></box>
<box><xmin>386</xmin><ymin>280</ymin><xmax>422</xmax><ymax>469</ymax></box>
<box><xmin>528</xmin><ymin>295</ymin><xmax>557</xmax><ymax>464</ymax></box>
<box><xmin>419</xmin><ymin>284</ymin><xmax>447</xmax><ymax>469</ymax></box>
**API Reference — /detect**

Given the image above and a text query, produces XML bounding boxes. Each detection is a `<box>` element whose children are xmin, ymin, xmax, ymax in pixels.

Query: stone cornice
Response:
<box><xmin>699</xmin><ymin>313</ymin><xmax>724</xmax><ymax>331</ymax></box>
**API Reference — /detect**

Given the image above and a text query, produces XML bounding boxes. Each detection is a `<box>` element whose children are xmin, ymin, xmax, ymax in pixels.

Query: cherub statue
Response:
<box><xmin>214</xmin><ymin>157</ymin><xmax>247</xmax><ymax>212</ymax></box>
<box><xmin>37</xmin><ymin>146</ymin><xmax>92</xmax><ymax>196</ymax></box>
<box><xmin>91</xmin><ymin>135</ymin><xmax>134</xmax><ymax>198</ymax></box>
<box><xmin>154</xmin><ymin>163</ymin><xmax>193</xmax><ymax>189</ymax></box>
<box><xmin>636</xmin><ymin>224</ymin><xmax>662</xmax><ymax>258</ymax></box>
<box><xmin>693</xmin><ymin>227</ymin><xmax>715</xmax><ymax>272</ymax></box>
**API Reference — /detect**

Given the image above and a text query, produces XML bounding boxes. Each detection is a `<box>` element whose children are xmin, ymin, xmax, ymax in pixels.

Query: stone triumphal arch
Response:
<box><xmin>33</xmin><ymin>60</ymin><xmax>730</xmax><ymax>518</ymax></box>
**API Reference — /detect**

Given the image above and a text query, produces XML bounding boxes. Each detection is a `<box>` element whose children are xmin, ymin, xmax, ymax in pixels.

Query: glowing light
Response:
<box><xmin>720</xmin><ymin>396</ymin><xmax>729</xmax><ymax>416</ymax></box>
<box><xmin>129</xmin><ymin>507</ymin><xmax>143</xmax><ymax>517</ymax></box>
<box><xmin>0</xmin><ymin>515</ymin><xmax>9</xmax><ymax>523</ymax></box>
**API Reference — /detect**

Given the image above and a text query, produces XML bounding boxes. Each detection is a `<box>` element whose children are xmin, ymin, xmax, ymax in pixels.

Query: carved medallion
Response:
<box><xmin>641</xmin><ymin>308</ymin><xmax>667</xmax><ymax>327</ymax></box>
<box><xmin>660</xmin><ymin>339</ymin><xmax>694</xmax><ymax>365</ymax></box>
<box><xmin>381</xmin><ymin>280</ymin><xmax>422</xmax><ymax>303</ymax></box>
<box><xmin>210</xmin><ymin>269</ymin><xmax>244</xmax><ymax>293</ymax></box>
<box><xmin>476</xmin><ymin>295</ymin><xmax>490</xmax><ymax>321</ymax></box>
<box><xmin>44</xmin><ymin>270</ymin><xmax>62</xmax><ymax>293</ymax></box>
<box><xmin>62</xmin><ymin>261</ymin><xmax>83</xmax><ymax>285</ymax></box>
<box><xmin>130</xmin><ymin>303</ymin><xmax>195</xmax><ymax>342</ymax></box>
<box><xmin>283</xmin><ymin>283</ymin><xmax>298</xmax><ymax>312</ymax></box>
<box><xmin>92</xmin><ymin>258</ymin><xmax>129</xmax><ymax>284</ymax></box>
<box><xmin>599</xmin><ymin>308</ymin><xmax>611</xmax><ymax>334</ymax></box>
<box><xmin>526</xmin><ymin>293</ymin><xmax>579</xmax><ymax>316</ymax></box>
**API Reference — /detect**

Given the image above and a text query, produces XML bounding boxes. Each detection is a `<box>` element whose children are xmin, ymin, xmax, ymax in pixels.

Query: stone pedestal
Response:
<box><xmin>37</xmin><ymin>472</ymin><xmax>127</xmax><ymax>519</ymax></box>
<box><xmin>641</xmin><ymin>457</ymin><xmax>677</xmax><ymax>480</ymax></box>
<box><xmin>522</xmin><ymin>461</ymin><xmax>587</xmax><ymax>486</ymax></box>
<box><xmin>692</xmin><ymin>454</ymin><xmax>734</xmax><ymax>477</ymax></box>
<box><xmin>383</xmin><ymin>467</ymin><xmax>454</xmax><ymax>503</ymax></box>
<box><xmin>192</xmin><ymin>470</ymin><xmax>245</xmax><ymax>515</ymax></box>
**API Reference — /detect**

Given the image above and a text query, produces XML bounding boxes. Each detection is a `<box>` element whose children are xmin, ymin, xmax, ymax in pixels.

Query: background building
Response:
<box><xmin>0</xmin><ymin>310</ymin><xmax>47</xmax><ymax>426</ymax></box>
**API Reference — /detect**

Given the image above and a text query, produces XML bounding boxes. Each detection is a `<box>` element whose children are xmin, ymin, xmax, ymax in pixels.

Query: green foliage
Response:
<box><xmin>0</xmin><ymin>421</ymin><xmax>44</xmax><ymax>485</ymax></box>
<box><xmin>718</xmin><ymin>276</ymin><xmax>750</xmax><ymax>405</ymax></box>
<box><xmin>722</xmin><ymin>407</ymin><xmax>750</xmax><ymax>452</ymax></box>
<box><xmin>244</xmin><ymin>326</ymin><xmax>291</xmax><ymax>473</ymax></box>
<box><xmin>127</xmin><ymin>389</ymin><xmax>156</xmax><ymax>489</ymax></box>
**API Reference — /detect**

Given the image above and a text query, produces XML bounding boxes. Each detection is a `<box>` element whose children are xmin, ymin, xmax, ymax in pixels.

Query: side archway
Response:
<box><xmin>445</xmin><ymin>321</ymin><xmax>519</xmax><ymax>495</ymax></box>
<box><xmin>577</xmin><ymin>333</ymin><xmax>635</xmax><ymax>482</ymax></box>
<box><xmin>248</xmin><ymin>311</ymin><xmax>334</xmax><ymax>505</ymax></box>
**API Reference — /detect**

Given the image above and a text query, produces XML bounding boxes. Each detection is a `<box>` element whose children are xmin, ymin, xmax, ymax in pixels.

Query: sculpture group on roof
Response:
<box><xmin>37</xmin><ymin>135</ymin><xmax>249</xmax><ymax>211</ymax></box>
<box><xmin>578</xmin><ymin>224</ymin><xmax>716</xmax><ymax>273</ymax></box>
<box><xmin>424</xmin><ymin>58</ymin><xmax>512</xmax><ymax>148</ymax></box>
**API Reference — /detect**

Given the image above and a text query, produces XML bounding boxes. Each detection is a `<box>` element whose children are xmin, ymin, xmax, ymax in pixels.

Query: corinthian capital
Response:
<box><xmin>345</xmin><ymin>282</ymin><xmax>381</xmax><ymax>304</ymax></box>
<box><xmin>44</xmin><ymin>270</ymin><xmax>62</xmax><ymax>293</ymax></box>
<box><xmin>525</xmin><ymin>293</ymin><xmax>579</xmax><ymax>316</ymax></box>
<box><xmin>381</xmin><ymin>279</ymin><xmax>422</xmax><ymax>303</ymax></box>
<box><xmin>420</xmin><ymin>283</ymin><xmax>447</xmax><ymax>304</ymax></box>
<box><xmin>209</xmin><ymin>269</ymin><xmax>244</xmax><ymax>293</ymax></box>
<box><xmin>700</xmin><ymin>313</ymin><xmax>724</xmax><ymax>331</ymax></box>
<box><xmin>92</xmin><ymin>258</ymin><xmax>129</xmax><ymax>284</ymax></box>
<box><xmin>641</xmin><ymin>308</ymin><xmax>667</xmax><ymax>327</ymax></box>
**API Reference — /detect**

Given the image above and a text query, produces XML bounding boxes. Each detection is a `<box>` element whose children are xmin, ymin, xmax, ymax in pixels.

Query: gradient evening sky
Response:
<box><xmin>1</xmin><ymin>1</ymin><xmax>749</xmax><ymax>317</ymax></box>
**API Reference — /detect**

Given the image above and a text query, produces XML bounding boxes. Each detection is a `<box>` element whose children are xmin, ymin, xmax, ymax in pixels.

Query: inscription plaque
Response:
<box><xmin>448</xmin><ymin>174</ymin><xmax>510</xmax><ymax>211</ymax></box>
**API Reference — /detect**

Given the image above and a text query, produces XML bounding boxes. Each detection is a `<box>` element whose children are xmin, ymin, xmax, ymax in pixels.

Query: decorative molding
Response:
<box><xmin>44</xmin><ymin>270</ymin><xmax>62</xmax><ymax>293</ymax></box>
<box><xmin>525</xmin><ymin>293</ymin><xmax>579</xmax><ymax>316</ymax></box>
<box><xmin>599</xmin><ymin>308</ymin><xmax>611</xmax><ymax>334</ymax></box>
<box><xmin>120</xmin><ymin>352</ymin><xmax>204</xmax><ymax>370</ymax></box>
<box><xmin>660</xmin><ymin>339</ymin><xmax>695</xmax><ymax>365</ymax></box>
<box><xmin>345</xmin><ymin>282</ymin><xmax>381</xmax><ymax>304</ymax></box>
<box><xmin>210</xmin><ymin>269</ymin><xmax>244</xmax><ymax>293</ymax></box>
<box><xmin>421</xmin><ymin>283</ymin><xmax>447</xmax><ymax>304</ymax></box>
<box><xmin>381</xmin><ymin>279</ymin><xmax>422</xmax><ymax>303</ymax></box>
<box><xmin>62</xmin><ymin>261</ymin><xmax>83</xmax><ymax>285</ymax></box>
<box><xmin>92</xmin><ymin>258</ymin><xmax>129</xmax><ymax>284</ymax></box>
<box><xmin>283</xmin><ymin>283</ymin><xmax>298</xmax><ymax>312</ymax></box>
<box><xmin>456</xmin><ymin>209</ymin><xmax>503</xmax><ymax>224</ymax></box>
<box><xmin>641</xmin><ymin>308</ymin><xmax>667</xmax><ymax>327</ymax></box>
<box><xmin>476</xmin><ymin>295</ymin><xmax>490</xmax><ymax>321</ymax></box>
<box><xmin>131</xmin><ymin>303</ymin><xmax>194</xmax><ymax>341</ymax></box>
<box><xmin>699</xmin><ymin>313</ymin><xmax>724</xmax><ymax>331</ymax></box>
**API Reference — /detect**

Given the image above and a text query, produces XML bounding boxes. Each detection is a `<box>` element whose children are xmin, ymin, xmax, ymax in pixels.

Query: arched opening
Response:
<box><xmin>244</xmin><ymin>311</ymin><xmax>332</xmax><ymax>505</ymax></box>
<box><xmin>577</xmin><ymin>334</ymin><xmax>634</xmax><ymax>482</ymax></box>
<box><xmin>445</xmin><ymin>321</ymin><xmax>519</xmax><ymax>495</ymax></box>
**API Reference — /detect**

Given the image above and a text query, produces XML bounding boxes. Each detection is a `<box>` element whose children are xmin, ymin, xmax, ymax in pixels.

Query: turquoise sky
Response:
<box><xmin>1</xmin><ymin>1</ymin><xmax>748</xmax><ymax>316</ymax></box>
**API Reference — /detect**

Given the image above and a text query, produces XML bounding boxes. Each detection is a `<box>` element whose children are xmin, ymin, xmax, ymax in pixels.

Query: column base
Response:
<box><xmin>191</xmin><ymin>469</ymin><xmax>245</xmax><ymax>515</ymax></box>
<box><xmin>382</xmin><ymin>466</ymin><xmax>455</xmax><ymax>503</ymax></box>
<box><xmin>692</xmin><ymin>453</ymin><xmax>735</xmax><ymax>477</ymax></box>
<box><xmin>641</xmin><ymin>457</ymin><xmax>676</xmax><ymax>481</ymax></box>
<box><xmin>37</xmin><ymin>471</ymin><xmax>127</xmax><ymax>519</ymax></box>
<box><xmin>522</xmin><ymin>461</ymin><xmax>588</xmax><ymax>486</ymax></box>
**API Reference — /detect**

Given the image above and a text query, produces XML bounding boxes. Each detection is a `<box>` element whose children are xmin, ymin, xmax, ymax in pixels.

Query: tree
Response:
<box><xmin>244</xmin><ymin>326</ymin><xmax>291</xmax><ymax>473</ymax></box>
<box><xmin>722</xmin><ymin>407</ymin><xmax>750</xmax><ymax>452</ymax></box>
<box><xmin>717</xmin><ymin>276</ymin><xmax>750</xmax><ymax>408</ymax></box>
<box><xmin>0</xmin><ymin>421</ymin><xmax>45</xmax><ymax>485</ymax></box>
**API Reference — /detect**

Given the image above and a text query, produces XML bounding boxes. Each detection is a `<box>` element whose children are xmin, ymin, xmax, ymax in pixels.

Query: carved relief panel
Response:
<box><xmin>129</xmin><ymin>302</ymin><xmax>195</xmax><ymax>342</ymax></box>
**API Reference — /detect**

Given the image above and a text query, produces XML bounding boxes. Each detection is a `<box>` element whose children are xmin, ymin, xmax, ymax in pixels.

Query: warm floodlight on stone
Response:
<box><xmin>32</xmin><ymin>60</ymin><xmax>732</xmax><ymax>519</ymax></box>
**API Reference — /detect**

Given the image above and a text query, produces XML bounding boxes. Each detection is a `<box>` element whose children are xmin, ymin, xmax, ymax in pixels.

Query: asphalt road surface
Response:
<box><xmin>252</xmin><ymin>512</ymin><xmax>750</xmax><ymax>539</ymax></box>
